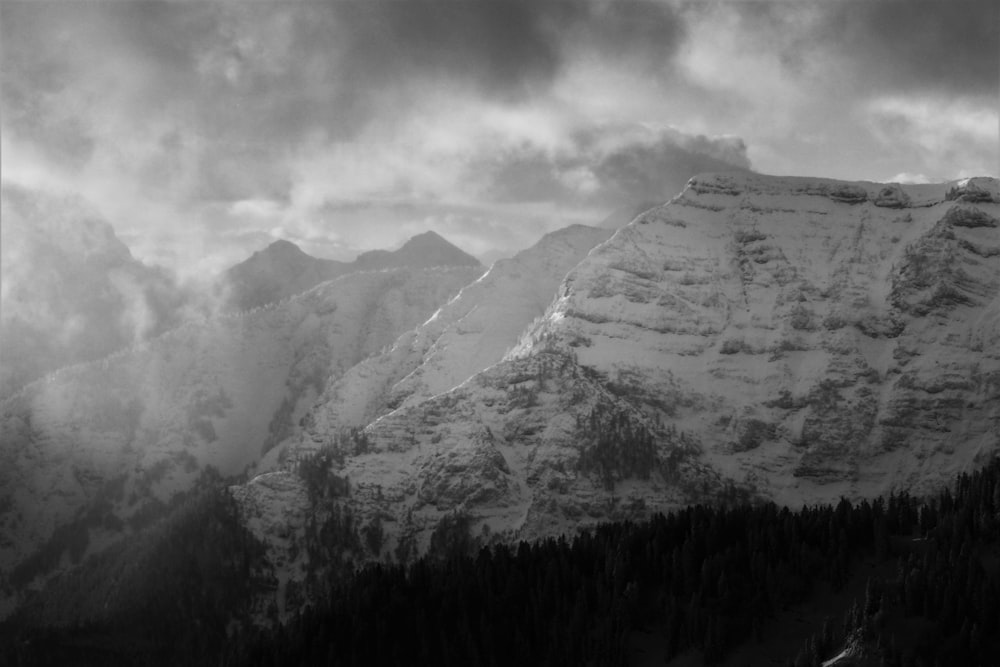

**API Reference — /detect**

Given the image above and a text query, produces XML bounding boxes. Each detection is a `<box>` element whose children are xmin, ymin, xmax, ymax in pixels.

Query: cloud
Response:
<box><xmin>287</xmin><ymin>113</ymin><xmax>753</xmax><ymax>209</ymax></box>
<box><xmin>0</xmin><ymin>1</ymin><xmax>691</xmax><ymax>155</ymax></box>
<box><xmin>890</xmin><ymin>173</ymin><xmax>933</xmax><ymax>185</ymax></box>
<box><xmin>714</xmin><ymin>0</ymin><xmax>999</xmax><ymax>99</ymax></box>
<box><xmin>4</xmin><ymin>0</ymin><xmax>992</xmax><ymax>278</ymax></box>
<box><xmin>672</xmin><ymin>1</ymin><xmax>999</xmax><ymax>181</ymax></box>
<box><xmin>332</xmin><ymin>1</ymin><xmax>563</xmax><ymax>102</ymax></box>
<box><xmin>813</xmin><ymin>0</ymin><xmax>1000</xmax><ymax>98</ymax></box>
<box><xmin>591</xmin><ymin>132</ymin><xmax>751</xmax><ymax>202</ymax></box>
<box><xmin>480</xmin><ymin>124</ymin><xmax>752</xmax><ymax>207</ymax></box>
<box><xmin>863</xmin><ymin>95</ymin><xmax>998</xmax><ymax>179</ymax></box>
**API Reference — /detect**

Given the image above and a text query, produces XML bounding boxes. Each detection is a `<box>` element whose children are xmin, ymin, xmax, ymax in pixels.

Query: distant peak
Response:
<box><xmin>399</xmin><ymin>230</ymin><xmax>450</xmax><ymax>250</ymax></box>
<box><xmin>412</xmin><ymin>230</ymin><xmax>446</xmax><ymax>241</ymax></box>
<box><xmin>263</xmin><ymin>239</ymin><xmax>306</xmax><ymax>255</ymax></box>
<box><xmin>395</xmin><ymin>231</ymin><xmax>481</xmax><ymax>266</ymax></box>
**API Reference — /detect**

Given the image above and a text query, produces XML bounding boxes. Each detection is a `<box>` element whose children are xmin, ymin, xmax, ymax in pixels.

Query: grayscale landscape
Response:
<box><xmin>1</xmin><ymin>2</ymin><xmax>998</xmax><ymax>665</ymax></box>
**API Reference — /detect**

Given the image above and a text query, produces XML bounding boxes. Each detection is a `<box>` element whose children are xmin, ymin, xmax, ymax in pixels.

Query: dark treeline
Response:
<box><xmin>225</xmin><ymin>459</ymin><xmax>1000</xmax><ymax>666</ymax></box>
<box><xmin>801</xmin><ymin>464</ymin><xmax>1000</xmax><ymax>667</ymax></box>
<box><xmin>5</xmin><ymin>458</ymin><xmax>1000</xmax><ymax>666</ymax></box>
<box><xmin>1</xmin><ymin>471</ymin><xmax>269</xmax><ymax>667</ymax></box>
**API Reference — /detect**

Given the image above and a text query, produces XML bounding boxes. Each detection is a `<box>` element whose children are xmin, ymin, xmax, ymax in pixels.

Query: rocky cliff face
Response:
<box><xmin>0</xmin><ymin>265</ymin><xmax>481</xmax><ymax>608</ymax></box>
<box><xmin>230</xmin><ymin>174</ymin><xmax>999</xmax><ymax>613</ymax></box>
<box><xmin>506</xmin><ymin>174</ymin><xmax>999</xmax><ymax>505</ymax></box>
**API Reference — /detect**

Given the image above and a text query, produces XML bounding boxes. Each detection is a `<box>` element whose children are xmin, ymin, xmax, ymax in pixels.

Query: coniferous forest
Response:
<box><xmin>5</xmin><ymin>458</ymin><xmax>1000</xmax><ymax>666</ymax></box>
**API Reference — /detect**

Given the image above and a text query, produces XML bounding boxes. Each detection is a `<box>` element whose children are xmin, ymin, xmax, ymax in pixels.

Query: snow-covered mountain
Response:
<box><xmin>0</xmin><ymin>184</ymin><xmax>191</xmax><ymax>400</ymax></box>
<box><xmin>507</xmin><ymin>173</ymin><xmax>999</xmax><ymax>505</ymax></box>
<box><xmin>221</xmin><ymin>231</ymin><xmax>481</xmax><ymax>311</ymax></box>
<box><xmin>230</xmin><ymin>174</ymin><xmax>999</xmax><ymax>613</ymax></box>
<box><xmin>6</xmin><ymin>172</ymin><xmax>998</xmax><ymax>625</ymax></box>
<box><xmin>0</xmin><ymin>264</ymin><xmax>482</xmax><ymax>610</ymax></box>
<box><xmin>299</xmin><ymin>224</ymin><xmax>614</xmax><ymax>437</ymax></box>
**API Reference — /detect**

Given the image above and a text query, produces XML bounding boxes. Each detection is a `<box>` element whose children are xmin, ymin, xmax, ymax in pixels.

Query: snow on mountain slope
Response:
<box><xmin>508</xmin><ymin>173</ymin><xmax>1000</xmax><ymax>504</ymax></box>
<box><xmin>300</xmin><ymin>225</ymin><xmax>614</xmax><ymax>438</ymax></box>
<box><xmin>230</xmin><ymin>174</ymin><xmax>998</xmax><ymax>608</ymax></box>
<box><xmin>0</xmin><ymin>265</ymin><xmax>481</xmax><ymax>606</ymax></box>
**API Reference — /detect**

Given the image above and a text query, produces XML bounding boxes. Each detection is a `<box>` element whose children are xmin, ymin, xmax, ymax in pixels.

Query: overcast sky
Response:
<box><xmin>2</xmin><ymin>0</ymin><xmax>998</xmax><ymax>275</ymax></box>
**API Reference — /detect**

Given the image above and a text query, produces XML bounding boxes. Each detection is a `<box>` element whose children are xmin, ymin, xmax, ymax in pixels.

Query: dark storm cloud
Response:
<box><xmin>1</xmin><ymin>0</ymin><xmax>690</xmax><ymax>134</ymax></box>
<box><xmin>830</xmin><ymin>0</ymin><xmax>998</xmax><ymax>95</ymax></box>
<box><xmin>593</xmin><ymin>134</ymin><xmax>751</xmax><ymax>203</ymax></box>
<box><xmin>1</xmin><ymin>0</ymin><xmax>692</xmax><ymax>205</ymax></box>
<box><xmin>283</xmin><ymin>0</ymin><xmax>688</xmax><ymax>134</ymax></box>
<box><xmin>328</xmin><ymin>0</ymin><xmax>687</xmax><ymax>97</ymax></box>
<box><xmin>788</xmin><ymin>0</ymin><xmax>999</xmax><ymax>96</ymax></box>
<box><xmin>482</xmin><ymin>128</ymin><xmax>752</xmax><ymax>207</ymax></box>
<box><xmin>565</xmin><ymin>1</ymin><xmax>687</xmax><ymax>68</ymax></box>
<box><xmin>333</xmin><ymin>0</ymin><xmax>566</xmax><ymax>101</ymax></box>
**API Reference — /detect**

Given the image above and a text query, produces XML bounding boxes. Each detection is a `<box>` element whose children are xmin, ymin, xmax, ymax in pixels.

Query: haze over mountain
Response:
<box><xmin>0</xmin><ymin>222</ymin><xmax>486</xmax><ymax>613</ymax></box>
<box><xmin>0</xmin><ymin>179</ymin><xmax>484</xmax><ymax>404</ymax></box>
<box><xmin>221</xmin><ymin>231</ymin><xmax>481</xmax><ymax>311</ymax></box>
<box><xmin>0</xmin><ymin>185</ymin><xmax>194</xmax><ymax>400</ymax></box>
<box><xmin>0</xmin><ymin>220</ymin><xmax>608</xmax><ymax>613</ymax></box>
<box><xmin>0</xmin><ymin>264</ymin><xmax>483</xmax><ymax>610</ymax></box>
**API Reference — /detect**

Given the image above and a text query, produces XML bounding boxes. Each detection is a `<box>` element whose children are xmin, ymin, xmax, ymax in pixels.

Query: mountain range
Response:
<box><xmin>1</xmin><ymin>173</ymin><xmax>998</xmax><ymax>630</ymax></box>
<box><xmin>229</xmin><ymin>173</ymin><xmax>1000</xmax><ymax>616</ymax></box>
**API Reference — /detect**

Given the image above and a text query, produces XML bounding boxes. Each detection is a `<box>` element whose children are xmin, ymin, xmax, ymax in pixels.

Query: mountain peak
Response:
<box><xmin>355</xmin><ymin>231</ymin><xmax>481</xmax><ymax>270</ymax></box>
<box><xmin>396</xmin><ymin>231</ymin><xmax>480</xmax><ymax>266</ymax></box>
<box><xmin>261</xmin><ymin>239</ymin><xmax>307</xmax><ymax>257</ymax></box>
<box><xmin>223</xmin><ymin>232</ymin><xmax>481</xmax><ymax>310</ymax></box>
<box><xmin>403</xmin><ymin>229</ymin><xmax>448</xmax><ymax>245</ymax></box>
